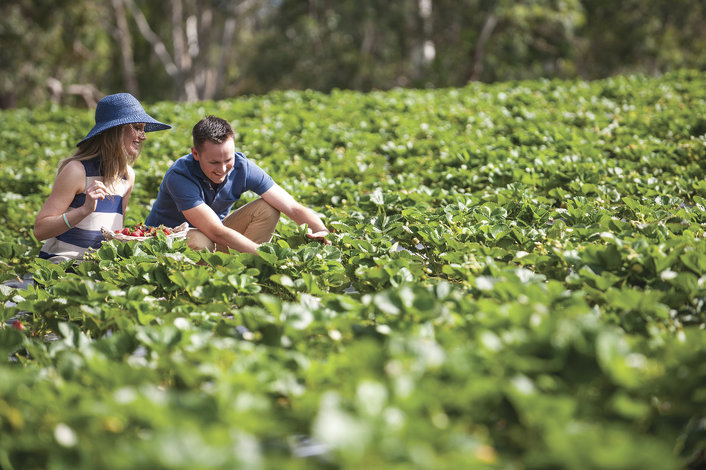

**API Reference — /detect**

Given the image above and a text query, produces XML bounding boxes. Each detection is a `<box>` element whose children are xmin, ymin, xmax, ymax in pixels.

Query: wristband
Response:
<box><xmin>62</xmin><ymin>213</ymin><xmax>72</xmax><ymax>229</ymax></box>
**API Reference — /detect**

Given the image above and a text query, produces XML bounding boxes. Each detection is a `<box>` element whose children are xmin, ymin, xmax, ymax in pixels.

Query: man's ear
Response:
<box><xmin>191</xmin><ymin>146</ymin><xmax>199</xmax><ymax>160</ymax></box>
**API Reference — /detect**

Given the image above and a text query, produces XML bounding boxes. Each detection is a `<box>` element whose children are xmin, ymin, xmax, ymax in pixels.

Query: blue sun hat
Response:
<box><xmin>76</xmin><ymin>93</ymin><xmax>171</xmax><ymax>147</ymax></box>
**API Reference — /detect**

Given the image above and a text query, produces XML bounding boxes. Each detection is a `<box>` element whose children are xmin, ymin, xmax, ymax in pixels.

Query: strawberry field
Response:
<box><xmin>1</xmin><ymin>70</ymin><xmax>706</xmax><ymax>469</ymax></box>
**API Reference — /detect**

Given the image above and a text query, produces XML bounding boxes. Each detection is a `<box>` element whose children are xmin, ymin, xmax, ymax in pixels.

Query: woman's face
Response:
<box><xmin>124</xmin><ymin>123</ymin><xmax>147</xmax><ymax>157</ymax></box>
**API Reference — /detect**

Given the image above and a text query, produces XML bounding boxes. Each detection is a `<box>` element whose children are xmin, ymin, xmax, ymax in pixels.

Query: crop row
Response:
<box><xmin>0</xmin><ymin>70</ymin><xmax>705</xmax><ymax>469</ymax></box>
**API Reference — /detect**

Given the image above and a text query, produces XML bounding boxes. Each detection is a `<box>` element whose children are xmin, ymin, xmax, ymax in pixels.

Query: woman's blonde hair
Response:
<box><xmin>57</xmin><ymin>125</ymin><xmax>138</xmax><ymax>190</ymax></box>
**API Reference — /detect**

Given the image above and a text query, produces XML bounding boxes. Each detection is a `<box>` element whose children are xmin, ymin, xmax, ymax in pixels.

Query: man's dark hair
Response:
<box><xmin>192</xmin><ymin>115</ymin><xmax>235</xmax><ymax>150</ymax></box>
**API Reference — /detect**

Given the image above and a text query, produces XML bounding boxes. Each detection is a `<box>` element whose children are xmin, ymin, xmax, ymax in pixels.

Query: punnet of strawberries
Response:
<box><xmin>101</xmin><ymin>222</ymin><xmax>187</xmax><ymax>242</ymax></box>
<box><xmin>116</xmin><ymin>224</ymin><xmax>173</xmax><ymax>237</ymax></box>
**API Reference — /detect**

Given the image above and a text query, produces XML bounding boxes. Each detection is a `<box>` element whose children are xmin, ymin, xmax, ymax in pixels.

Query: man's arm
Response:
<box><xmin>182</xmin><ymin>203</ymin><xmax>260</xmax><ymax>254</ymax></box>
<box><xmin>261</xmin><ymin>184</ymin><xmax>331</xmax><ymax>244</ymax></box>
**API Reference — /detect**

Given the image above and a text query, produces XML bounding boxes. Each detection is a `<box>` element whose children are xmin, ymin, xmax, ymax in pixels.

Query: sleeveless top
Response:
<box><xmin>39</xmin><ymin>157</ymin><xmax>129</xmax><ymax>263</ymax></box>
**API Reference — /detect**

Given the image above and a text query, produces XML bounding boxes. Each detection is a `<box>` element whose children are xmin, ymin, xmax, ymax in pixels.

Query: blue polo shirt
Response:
<box><xmin>145</xmin><ymin>152</ymin><xmax>275</xmax><ymax>228</ymax></box>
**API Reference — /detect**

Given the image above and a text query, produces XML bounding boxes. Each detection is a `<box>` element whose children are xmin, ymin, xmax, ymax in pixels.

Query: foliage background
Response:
<box><xmin>1</xmin><ymin>71</ymin><xmax>706</xmax><ymax>469</ymax></box>
<box><xmin>1</xmin><ymin>0</ymin><xmax>705</xmax><ymax>108</ymax></box>
<box><xmin>2</xmin><ymin>1</ymin><xmax>706</xmax><ymax>468</ymax></box>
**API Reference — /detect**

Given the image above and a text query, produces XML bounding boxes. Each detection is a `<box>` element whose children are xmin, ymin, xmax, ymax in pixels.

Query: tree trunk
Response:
<box><xmin>470</xmin><ymin>14</ymin><xmax>497</xmax><ymax>82</ymax></box>
<box><xmin>214</xmin><ymin>0</ymin><xmax>260</xmax><ymax>99</ymax></box>
<box><xmin>213</xmin><ymin>16</ymin><xmax>236</xmax><ymax>98</ymax></box>
<box><xmin>110</xmin><ymin>0</ymin><xmax>139</xmax><ymax>95</ymax></box>
<box><xmin>193</xmin><ymin>8</ymin><xmax>212</xmax><ymax>99</ymax></box>
<box><xmin>410</xmin><ymin>0</ymin><xmax>435</xmax><ymax>82</ymax></box>
<box><xmin>124</xmin><ymin>0</ymin><xmax>261</xmax><ymax>102</ymax></box>
<box><xmin>171</xmin><ymin>0</ymin><xmax>188</xmax><ymax>100</ymax></box>
<box><xmin>124</xmin><ymin>0</ymin><xmax>179</xmax><ymax>86</ymax></box>
<box><xmin>419</xmin><ymin>0</ymin><xmax>434</xmax><ymax>65</ymax></box>
<box><xmin>183</xmin><ymin>13</ymin><xmax>199</xmax><ymax>101</ymax></box>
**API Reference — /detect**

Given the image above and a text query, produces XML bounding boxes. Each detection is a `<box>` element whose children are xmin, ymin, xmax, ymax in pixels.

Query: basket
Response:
<box><xmin>101</xmin><ymin>222</ymin><xmax>189</xmax><ymax>242</ymax></box>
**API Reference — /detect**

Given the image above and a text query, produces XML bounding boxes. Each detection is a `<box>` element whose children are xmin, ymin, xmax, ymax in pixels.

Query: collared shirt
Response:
<box><xmin>145</xmin><ymin>152</ymin><xmax>274</xmax><ymax>228</ymax></box>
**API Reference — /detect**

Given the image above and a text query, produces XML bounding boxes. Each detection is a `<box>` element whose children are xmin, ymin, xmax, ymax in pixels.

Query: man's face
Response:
<box><xmin>192</xmin><ymin>138</ymin><xmax>235</xmax><ymax>185</ymax></box>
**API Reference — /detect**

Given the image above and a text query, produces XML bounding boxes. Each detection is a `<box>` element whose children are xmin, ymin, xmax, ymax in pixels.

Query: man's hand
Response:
<box><xmin>306</xmin><ymin>230</ymin><xmax>332</xmax><ymax>245</ymax></box>
<box><xmin>183</xmin><ymin>203</ymin><xmax>260</xmax><ymax>254</ymax></box>
<box><xmin>261</xmin><ymin>185</ymin><xmax>331</xmax><ymax>245</ymax></box>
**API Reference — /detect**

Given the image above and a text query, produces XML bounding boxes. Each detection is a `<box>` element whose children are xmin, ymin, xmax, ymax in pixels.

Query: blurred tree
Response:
<box><xmin>0</xmin><ymin>0</ymin><xmax>113</xmax><ymax>108</ymax></box>
<box><xmin>487</xmin><ymin>0</ymin><xmax>585</xmax><ymax>81</ymax></box>
<box><xmin>243</xmin><ymin>0</ymin><xmax>586</xmax><ymax>91</ymax></box>
<box><xmin>428</xmin><ymin>0</ymin><xmax>584</xmax><ymax>84</ymax></box>
<box><xmin>0</xmin><ymin>0</ymin><xmax>704</xmax><ymax>107</ymax></box>
<box><xmin>120</xmin><ymin>0</ymin><xmax>262</xmax><ymax>101</ymax></box>
<box><xmin>242</xmin><ymin>0</ymin><xmax>423</xmax><ymax>93</ymax></box>
<box><xmin>578</xmin><ymin>0</ymin><xmax>706</xmax><ymax>78</ymax></box>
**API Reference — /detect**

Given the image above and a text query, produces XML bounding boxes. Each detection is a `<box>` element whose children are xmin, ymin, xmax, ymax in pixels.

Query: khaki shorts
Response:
<box><xmin>186</xmin><ymin>198</ymin><xmax>280</xmax><ymax>252</ymax></box>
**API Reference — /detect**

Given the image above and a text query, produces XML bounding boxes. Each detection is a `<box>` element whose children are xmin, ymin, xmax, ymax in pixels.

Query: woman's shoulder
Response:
<box><xmin>57</xmin><ymin>159</ymin><xmax>88</xmax><ymax>179</ymax></box>
<box><xmin>54</xmin><ymin>159</ymin><xmax>88</xmax><ymax>194</ymax></box>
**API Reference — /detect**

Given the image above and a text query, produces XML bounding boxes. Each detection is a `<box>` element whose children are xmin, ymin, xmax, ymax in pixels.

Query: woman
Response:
<box><xmin>34</xmin><ymin>93</ymin><xmax>171</xmax><ymax>262</ymax></box>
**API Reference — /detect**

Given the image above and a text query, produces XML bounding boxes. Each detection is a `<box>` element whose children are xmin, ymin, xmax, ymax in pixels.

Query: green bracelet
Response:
<box><xmin>62</xmin><ymin>213</ymin><xmax>72</xmax><ymax>229</ymax></box>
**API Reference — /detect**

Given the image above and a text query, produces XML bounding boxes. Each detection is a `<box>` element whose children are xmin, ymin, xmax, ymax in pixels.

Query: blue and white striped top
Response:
<box><xmin>39</xmin><ymin>157</ymin><xmax>129</xmax><ymax>262</ymax></box>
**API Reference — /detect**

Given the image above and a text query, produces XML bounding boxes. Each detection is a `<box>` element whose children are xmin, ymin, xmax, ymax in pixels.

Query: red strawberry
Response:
<box><xmin>11</xmin><ymin>319</ymin><xmax>24</xmax><ymax>331</ymax></box>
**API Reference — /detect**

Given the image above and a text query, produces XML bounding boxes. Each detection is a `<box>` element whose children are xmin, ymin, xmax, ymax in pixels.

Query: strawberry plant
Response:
<box><xmin>1</xmin><ymin>70</ymin><xmax>706</xmax><ymax>469</ymax></box>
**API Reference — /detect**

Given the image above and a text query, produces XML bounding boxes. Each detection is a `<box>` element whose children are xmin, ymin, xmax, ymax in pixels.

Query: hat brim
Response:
<box><xmin>76</xmin><ymin>116</ymin><xmax>171</xmax><ymax>147</ymax></box>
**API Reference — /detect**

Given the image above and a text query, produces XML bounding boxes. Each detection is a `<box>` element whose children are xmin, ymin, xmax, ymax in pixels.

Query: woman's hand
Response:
<box><xmin>83</xmin><ymin>180</ymin><xmax>108</xmax><ymax>213</ymax></box>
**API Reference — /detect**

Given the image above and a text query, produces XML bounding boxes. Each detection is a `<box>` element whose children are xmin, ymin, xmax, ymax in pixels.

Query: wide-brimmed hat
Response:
<box><xmin>76</xmin><ymin>93</ymin><xmax>171</xmax><ymax>147</ymax></box>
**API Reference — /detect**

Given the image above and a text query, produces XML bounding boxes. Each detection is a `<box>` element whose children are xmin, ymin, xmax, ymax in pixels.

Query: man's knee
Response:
<box><xmin>245</xmin><ymin>199</ymin><xmax>280</xmax><ymax>244</ymax></box>
<box><xmin>253</xmin><ymin>198</ymin><xmax>280</xmax><ymax>222</ymax></box>
<box><xmin>187</xmin><ymin>229</ymin><xmax>215</xmax><ymax>252</ymax></box>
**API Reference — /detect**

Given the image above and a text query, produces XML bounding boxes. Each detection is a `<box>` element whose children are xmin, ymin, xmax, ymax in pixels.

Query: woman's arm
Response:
<box><xmin>33</xmin><ymin>161</ymin><xmax>107</xmax><ymax>241</ymax></box>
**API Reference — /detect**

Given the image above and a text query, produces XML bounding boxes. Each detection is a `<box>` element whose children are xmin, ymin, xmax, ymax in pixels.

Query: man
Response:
<box><xmin>145</xmin><ymin>115</ymin><xmax>330</xmax><ymax>254</ymax></box>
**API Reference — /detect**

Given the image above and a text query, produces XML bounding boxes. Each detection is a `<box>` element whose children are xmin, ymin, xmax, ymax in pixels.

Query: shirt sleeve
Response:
<box><xmin>244</xmin><ymin>159</ymin><xmax>275</xmax><ymax>195</ymax></box>
<box><xmin>164</xmin><ymin>170</ymin><xmax>205</xmax><ymax>212</ymax></box>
